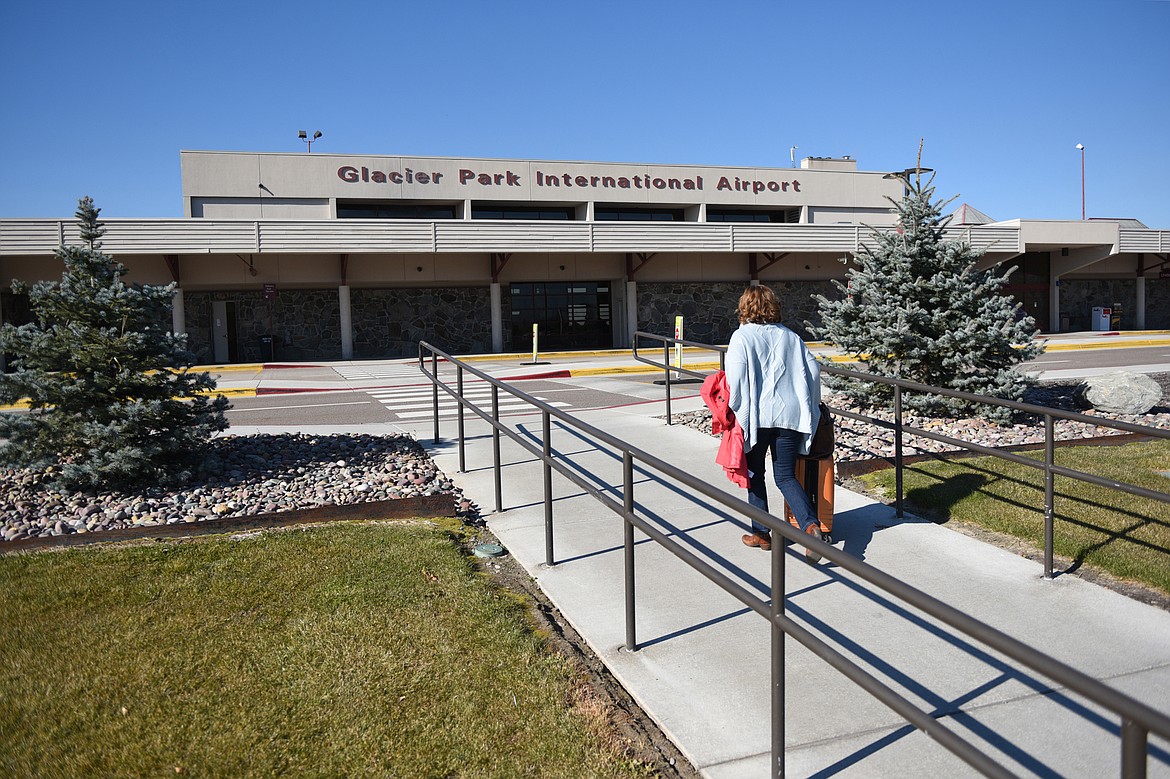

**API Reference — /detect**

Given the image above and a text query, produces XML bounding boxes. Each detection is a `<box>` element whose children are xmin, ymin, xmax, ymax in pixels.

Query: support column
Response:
<box><xmin>1049</xmin><ymin>278</ymin><xmax>1061</xmax><ymax>333</ymax></box>
<box><xmin>626</xmin><ymin>280</ymin><xmax>638</xmax><ymax>345</ymax></box>
<box><xmin>339</xmin><ymin>285</ymin><xmax>353</xmax><ymax>360</ymax></box>
<box><xmin>491</xmin><ymin>282</ymin><xmax>503</xmax><ymax>352</ymax></box>
<box><xmin>171</xmin><ymin>287</ymin><xmax>186</xmax><ymax>336</ymax></box>
<box><xmin>1136</xmin><ymin>276</ymin><xmax>1146</xmax><ymax>330</ymax></box>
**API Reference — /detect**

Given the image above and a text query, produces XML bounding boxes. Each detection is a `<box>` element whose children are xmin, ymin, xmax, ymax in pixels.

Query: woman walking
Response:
<box><xmin>725</xmin><ymin>286</ymin><xmax>824</xmax><ymax>562</ymax></box>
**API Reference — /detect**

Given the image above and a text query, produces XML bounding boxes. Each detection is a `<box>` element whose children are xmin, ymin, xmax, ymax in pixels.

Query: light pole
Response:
<box><xmin>790</xmin><ymin>145</ymin><xmax>798</xmax><ymax>168</ymax></box>
<box><xmin>1075</xmin><ymin>143</ymin><xmax>1085</xmax><ymax>219</ymax></box>
<box><xmin>299</xmin><ymin>130</ymin><xmax>323</xmax><ymax>153</ymax></box>
<box><xmin>882</xmin><ymin>166</ymin><xmax>934</xmax><ymax>196</ymax></box>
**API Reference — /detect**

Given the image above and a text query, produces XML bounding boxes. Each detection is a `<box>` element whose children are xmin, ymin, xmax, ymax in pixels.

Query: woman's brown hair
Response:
<box><xmin>737</xmin><ymin>285</ymin><xmax>781</xmax><ymax>325</ymax></box>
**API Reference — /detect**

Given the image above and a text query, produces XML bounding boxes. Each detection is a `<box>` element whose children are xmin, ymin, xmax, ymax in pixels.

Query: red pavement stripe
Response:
<box><xmin>497</xmin><ymin>370</ymin><xmax>573</xmax><ymax>380</ymax></box>
<box><xmin>254</xmin><ymin>387</ymin><xmax>339</xmax><ymax>395</ymax></box>
<box><xmin>261</xmin><ymin>363</ymin><xmax>327</xmax><ymax>369</ymax></box>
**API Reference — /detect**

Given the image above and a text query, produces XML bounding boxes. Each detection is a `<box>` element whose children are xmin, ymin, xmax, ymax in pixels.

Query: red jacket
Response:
<box><xmin>700</xmin><ymin>371</ymin><xmax>749</xmax><ymax>489</ymax></box>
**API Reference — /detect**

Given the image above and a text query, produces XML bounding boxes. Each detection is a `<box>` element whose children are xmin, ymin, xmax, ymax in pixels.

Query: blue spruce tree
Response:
<box><xmin>0</xmin><ymin>197</ymin><xmax>230</xmax><ymax>490</ymax></box>
<box><xmin>812</xmin><ymin>170</ymin><xmax>1041</xmax><ymax>421</ymax></box>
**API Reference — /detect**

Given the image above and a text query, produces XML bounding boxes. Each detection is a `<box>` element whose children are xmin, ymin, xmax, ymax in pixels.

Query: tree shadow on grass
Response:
<box><xmin>902</xmin><ymin>471</ymin><xmax>990</xmax><ymax>524</ymax></box>
<box><xmin>894</xmin><ymin>456</ymin><xmax>1170</xmax><ymax>585</ymax></box>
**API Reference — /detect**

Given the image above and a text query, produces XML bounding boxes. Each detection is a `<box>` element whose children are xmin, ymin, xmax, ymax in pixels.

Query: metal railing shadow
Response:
<box><xmin>635</xmin><ymin>330</ymin><xmax>1170</xmax><ymax>579</ymax></box>
<box><xmin>421</xmin><ymin>339</ymin><xmax>1170</xmax><ymax>778</ymax></box>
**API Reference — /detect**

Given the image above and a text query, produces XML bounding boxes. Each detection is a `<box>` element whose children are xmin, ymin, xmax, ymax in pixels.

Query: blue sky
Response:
<box><xmin>1</xmin><ymin>1</ymin><xmax>1167</xmax><ymax>225</ymax></box>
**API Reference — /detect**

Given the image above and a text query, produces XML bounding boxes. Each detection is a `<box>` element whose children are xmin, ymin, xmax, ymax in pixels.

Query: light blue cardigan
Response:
<box><xmin>725</xmin><ymin>322</ymin><xmax>822</xmax><ymax>454</ymax></box>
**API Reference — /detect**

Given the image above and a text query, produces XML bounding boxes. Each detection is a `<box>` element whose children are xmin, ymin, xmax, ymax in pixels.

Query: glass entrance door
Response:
<box><xmin>509</xmin><ymin>282</ymin><xmax>613</xmax><ymax>350</ymax></box>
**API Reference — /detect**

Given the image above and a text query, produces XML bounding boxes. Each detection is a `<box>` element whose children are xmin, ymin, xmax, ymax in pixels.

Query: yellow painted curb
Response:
<box><xmin>568</xmin><ymin>361</ymin><xmax>724</xmax><ymax>377</ymax></box>
<box><xmin>189</xmin><ymin>364</ymin><xmax>265</xmax><ymax>373</ymax></box>
<box><xmin>567</xmin><ymin>366</ymin><xmax>661</xmax><ymax>377</ymax></box>
<box><xmin>1040</xmin><ymin>339</ymin><xmax>1170</xmax><ymax>351</ymax></box>
<box><xmin>205</xmin><ymin>388</ymin><xmax>258</xmax><ymax>398</ymax></box>
<box><xmin>2</xmin><ymin>385</ymin><xmax>258</xmax><ymax>410</ymax></box>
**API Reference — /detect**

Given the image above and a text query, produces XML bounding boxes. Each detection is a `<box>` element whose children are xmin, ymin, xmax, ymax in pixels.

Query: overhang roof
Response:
<box><xmin>948</xmin><ymin>203</ymin><xmax>995</xmax><ymax>226</ymax></box>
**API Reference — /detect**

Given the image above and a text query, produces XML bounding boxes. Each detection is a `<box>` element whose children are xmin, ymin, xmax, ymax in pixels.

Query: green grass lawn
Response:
<box><xmin>0</xmin><ymin>523</ymin><xmax>653</xmax><ymax>778</ymax></box>
<box><xmin>860</xmin><ymin>439</ymin><xmax>1170</xmax><ymax>594</ymax></box>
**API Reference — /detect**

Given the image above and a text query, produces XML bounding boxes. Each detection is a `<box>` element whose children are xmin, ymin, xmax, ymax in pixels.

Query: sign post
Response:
<box><xmin>673</xmin><ymin>316</ymin><xmax>684</xmax><ymax>380</ymax></box>
<box><xmin>263</xmin><ymin>283</ymin><xmax>277</xmax><ymax>362</ymax></box>
<box><xmin>522</xmin><ymin>322</ymin><xmax>548</xmax><ymax>365</ymax></box>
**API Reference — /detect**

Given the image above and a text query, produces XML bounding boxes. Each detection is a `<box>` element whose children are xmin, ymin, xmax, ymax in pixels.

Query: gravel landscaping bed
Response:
<box><xmin>0</xmin><ymin>433</ymin><xmax>477</xmax><ymax>543</ymax></box>
<box><xmin>3</xmin><ymin>375</ymin><xmax>1167</xmax><ymax>545</ymax></box>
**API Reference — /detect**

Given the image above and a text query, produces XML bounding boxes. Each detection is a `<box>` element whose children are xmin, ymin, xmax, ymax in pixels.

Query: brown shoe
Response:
<box><xmin>742</xmin><ymin>532</ymin><xmax>772</xmax><ymax>551</ymax></box>
<box><xmin>804</xmin><ymin>524</ymin><xmax>824</xmax><ymax>564</ymax></box>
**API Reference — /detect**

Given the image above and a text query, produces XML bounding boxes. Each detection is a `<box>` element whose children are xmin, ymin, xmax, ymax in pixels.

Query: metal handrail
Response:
<box><xmin>418</xmin><ymin>339</ymin><xmax>1170</xmax><ymax>778</ymax></box>
<box><xmin>631</xmin><ymin>332</ymin><xmax>726</xmax><ymax>423</ymax></box>
<box><xmin>635</xmin><ymin>330</ymin><xmax>1170</xmax><ymax>578</ymax></box>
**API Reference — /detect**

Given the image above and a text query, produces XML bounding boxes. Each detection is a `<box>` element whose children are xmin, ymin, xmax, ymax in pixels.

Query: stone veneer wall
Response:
<box><xmin>500</xmin><ymin>290</ymin><xmax>515</xmax><ymax>352</ymax></box>
<box><xmin>351</xmin><ymin>287</ymin><xmax>492</xmax><ymax>359</ymax></box>
<box><xmin>636</xmin><ymin>281</ymin><xmax>839</xmax><ymax>343</ymax></box>
<box><xmin>1058</xmin><ymin>280</ymin><xmax>1136</xmax><ymax>331</ymax></box>
<box><xmin>184</xmin><ymin>290</ymin><xmax>341</xmax><ymax>363</ymax></box>
<box><xmin>1147</xmin><ymin>279</ymin><xmax>1170</xmax><ymax>329</ymax></box>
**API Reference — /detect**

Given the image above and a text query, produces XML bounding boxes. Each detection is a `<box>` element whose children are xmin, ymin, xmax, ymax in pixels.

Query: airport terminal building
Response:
<box><xmin>1</xmin><ymin>150</ymin><xmax>1167</xmax><ymax>364</ymax></box>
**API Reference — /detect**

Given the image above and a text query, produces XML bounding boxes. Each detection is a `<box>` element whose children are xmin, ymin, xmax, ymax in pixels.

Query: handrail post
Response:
<box><xmin>543</xmin><ymin>409</ymin><xmax>554</xmax><ymax>567</ymax></box>
<box><xmin>431</xmin><ymin>351</ymin><xmax>439</xmax><ymax>445</ymax></box>
<box><xmin>894</xmin><ymin>384</ymin><xmax>904</xmax><ymax>519</ymax></box>
<box><xmin>1044</xmin><ymin>413</ymin><xmax>1055</xmax><ymax>580</ymax></box>
<box><xmin>456</xmin><ymin>365</ymin><xmax>466</xmax><ymax>473</ymax></box>
<box><xmin>623</xmin><ymin>451</ymin><xmax>637</xmax><ymax>652</ymax></box>
<box><xmin>664</xmin><ymin>342</ymin><xmax>673</xmax><ymax>424</ymax></box>
<box><xmin>1121</xmin><ymin>718</ymin><xmax>1148</xmax><ymax>778</ymax></box>
<box><xmin>770</xmin><ymin>527</ymin><xmax>787</xmax><ymax>777</ymax></box>
<box><xmin>492</xmin><ymin>384</ymin><xmax>502</xmax><ymax>514</ymax></box>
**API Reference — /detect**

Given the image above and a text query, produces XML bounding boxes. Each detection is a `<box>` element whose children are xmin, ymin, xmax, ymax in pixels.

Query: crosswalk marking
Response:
<box><xmin>367</xmin><ymin>387</ymin><xmax>497</xmax><ymax>399</ymax></box>
<box><xmin>377</xmin><ymin>397</ymin><xmax>545</xmax><ymax>409</ymax></box>
<box><xmin>332</xmin><ymin>364</ymin><xmax>423</xmax><ymax>381</ymax></box>
<box><xmin>394</xmin><ymin>402</ymin><xmax>569</xmax><ymax>419</ymax></box>
<box><xmin>376</xmin><ymin>397</ymin><xmax>555</xmax><ymax>410</ymax></box>
<box><xmin>363</xmin><ymin>384</ymin><xmax>572</xmax><ymax>419</ymax></box>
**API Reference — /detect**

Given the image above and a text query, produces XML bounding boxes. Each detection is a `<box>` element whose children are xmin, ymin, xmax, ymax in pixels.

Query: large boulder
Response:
<box><xmin>1077</xmin><ymin>371</ymin><xmax>1162</xmax><ymax>415</ymax></box>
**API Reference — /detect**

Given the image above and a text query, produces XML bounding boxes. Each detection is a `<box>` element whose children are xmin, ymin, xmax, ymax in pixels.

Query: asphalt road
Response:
<box><xmin>222</xmin><ymin>375</ymin><xmax>699</xmax><ymax>428</ymax></box>
<box><xmin>1022</xmin><ymin>344</ymin><xmax>1170</xmax><ymax>379</ymax></box>
<box><xmin>221</xmin><ymin>343</ymin><xmax>1170</xmax><ymax>430</ymax></box>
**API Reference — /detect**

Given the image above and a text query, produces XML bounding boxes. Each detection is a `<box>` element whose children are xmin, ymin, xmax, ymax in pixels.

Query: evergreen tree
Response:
<box><xmin>0</xmin><ymin>197</ymin><xmax>229</xmax><ymax>491</ymax></box>
<box><xmin>811</xmin><ymin>170</ymin><xmax>1041</xmax><ymax>421</ymax></box>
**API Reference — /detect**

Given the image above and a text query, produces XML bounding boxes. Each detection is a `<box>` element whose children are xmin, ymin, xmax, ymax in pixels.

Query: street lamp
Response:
<box><xmin>1075</xmin><ymin>143</ymin><xmax>1085</xmax><ymax>219</ymax></box>
<box><xmin>882</xmin><ymin>166</ymin><xmax>934</xmax><ymax>196</ymax></box>
<box><xmin>298</xmin><ymin>129</ymin><xmax>323</xmax><ymax>153</ymax></box>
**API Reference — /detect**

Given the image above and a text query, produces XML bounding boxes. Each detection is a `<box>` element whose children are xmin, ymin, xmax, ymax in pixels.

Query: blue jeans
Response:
<box><xmin>745</xmin><ymin>427</ymin><xmax>817</xmax><ymax>535</ymax></box>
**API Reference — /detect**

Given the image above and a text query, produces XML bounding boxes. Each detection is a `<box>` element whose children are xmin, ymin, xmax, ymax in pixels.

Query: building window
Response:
<box><xmin>337</xmin><ymin>202</ymin><xmax>457</xmax><ymax>219</ymax></box>
<box><xmin>471</xmin><ymin>205</ymin><xmax>574</xmax><ymax>220</ymax></box>
<box><xmin>707</xmin><ymin>208</ymin><xmax>800</xmax><ymax>223</ymax></box>
<box><xmin>508</xmin><ymin>282</ymin><xmax>612</xmax><ymax>349</ymax></box>
<box><xmin>594</xmin><ymin>206</ymin><xmax>684</xmax><ymax>222</ymax></box>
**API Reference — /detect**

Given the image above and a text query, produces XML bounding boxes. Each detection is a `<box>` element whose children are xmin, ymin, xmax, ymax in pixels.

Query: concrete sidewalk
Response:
<box><xmin>385</xmin><ymin>393</ymin><xmax>1170</xmax><ymax>778</ymax></box>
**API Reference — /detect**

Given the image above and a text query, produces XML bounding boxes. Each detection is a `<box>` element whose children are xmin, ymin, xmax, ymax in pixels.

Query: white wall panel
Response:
<box><xmin>1119</xmin><ymin>230</ymin><xmax>1168</xmax><ymax>253</ymax></box>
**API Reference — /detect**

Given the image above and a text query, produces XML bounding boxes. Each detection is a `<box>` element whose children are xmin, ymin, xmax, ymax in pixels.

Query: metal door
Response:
<box><xmin>211</xmin><ymin>301</ymin><xmax>236</xmax><ymax>363</ymax></box>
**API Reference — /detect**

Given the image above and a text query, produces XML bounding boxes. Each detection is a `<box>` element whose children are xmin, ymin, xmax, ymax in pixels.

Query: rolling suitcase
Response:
<box><xmin>783</xmin><ymin>456</ymin><xmax>834</xmax><ymax>542</ymax></box>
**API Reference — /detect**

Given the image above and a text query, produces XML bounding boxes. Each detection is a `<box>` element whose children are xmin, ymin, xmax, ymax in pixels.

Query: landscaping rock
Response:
<box><xmin>0</xmin><ymin>432</ymin><xmax>480</xmax><ymax>543</ymax></box>
<box><xmin>1077</xmin><ymin>371</ymin><xmax>1162</xmax><ymax>415</ymax></box>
